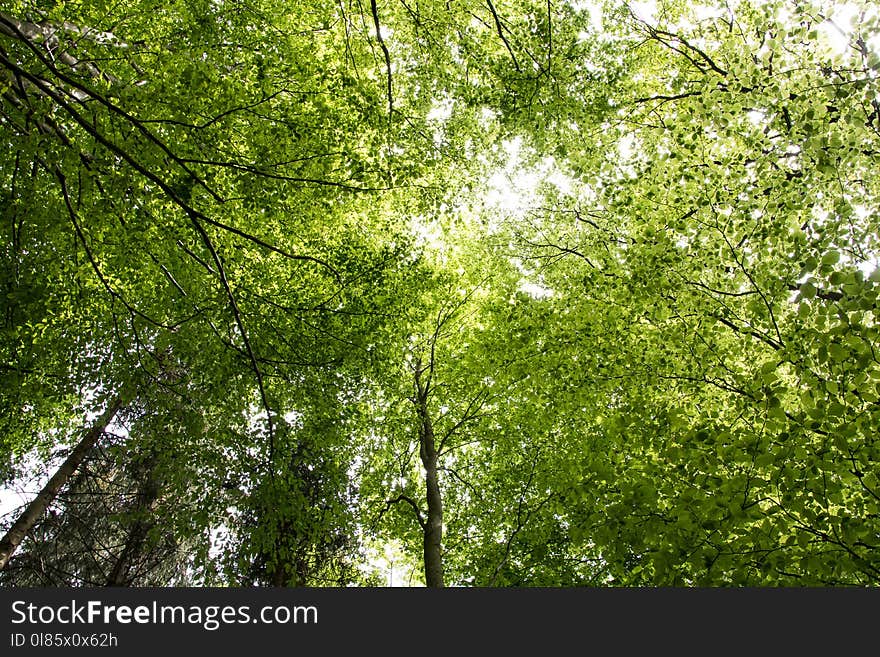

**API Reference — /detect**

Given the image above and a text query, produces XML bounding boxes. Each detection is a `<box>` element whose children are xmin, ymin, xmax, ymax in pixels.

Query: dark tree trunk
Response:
<box><xmin>415</xmin><ymin>365</ymin><xmax>444</xmax><ymax>588</ymax></box>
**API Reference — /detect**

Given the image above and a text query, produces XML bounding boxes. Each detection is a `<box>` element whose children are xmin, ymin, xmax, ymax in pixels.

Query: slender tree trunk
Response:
<box><xmin>270</xmin><ymin>559</ymin><xmax>287</xmax><ymax>587</ymax></box>
<box><xmin>420</xmin><ymin>417</ymin><xmax>444</xmax><ymax>588</ymax></box>
<box><xmin>0</xmin><ymin>396</ymin><xmax>125</xmax><ymax>571</ymax></box>
<box><xmin>415</xmin><ymin>369</ymin><xmax>444</xmax><ymax>588</ymax></box>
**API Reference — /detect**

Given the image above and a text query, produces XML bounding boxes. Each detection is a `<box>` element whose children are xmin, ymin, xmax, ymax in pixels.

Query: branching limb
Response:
<box><xmin>382</xmin><ymin>494</ymin><xmax>426</xmax><ymax>530</ymax></box>
<box><xmin>370</xmin><ymin>0</ymin><xmax>393</xmax><ymax>118</ymax></box>
<box><xmin>485</xmin><ymin>0</ymin><xmax>521</xmax><ymax>72</ymax></box>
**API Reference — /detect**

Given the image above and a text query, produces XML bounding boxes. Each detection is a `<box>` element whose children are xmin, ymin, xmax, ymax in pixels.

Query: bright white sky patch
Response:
<box><xmin>361</xmin><ymin>540</ymin><xmax>422</xmax><ymax>587</ymax></box>
<box><xmin>478</xmin><ymin>107</ymin><xmax>498</xmax><ymax>129</ymax></box>
<box><xmin>692</xmin><ymin>4</ymin><xmax>725</xmax><ymax>21</ymax></box>
<box><xmin>486</xmin><ymin>169</ymin><xmax>541</xmax><ymax>216</ymax></box>
<box><xmin>818</xmin><ymin>5</ymin><xmax>857</xmax><ymax>56</ymax></box>
<box><xmin>484</xmin><ymin>137</ymin><xmax>575</xmax><ymax>218</ymax></box>
<box><xmin>426</xmin><ymin>98</ymin><xmax>454</xmax><ymax>124</ymax></box>
<box><xmin>410</xmin><ymin>214</ymin><xmax>446</xmax><ymax>251</ymax></box>
<box><xmin>858</xmin><ymin>258</ymin><xmax>879</xmax><ymax>276</ymax></box>
<box><xmin>814</xmin><ymin>3</ymin><xmax>880</xmax><ymax>58</ymax></box>
<box><xmin>630</xmin><ymin>0</ymin><xmax>657</xmax><ymax>24</ymax></box>
<box><xmin>0</xmin><ymin>459</ymin><xmax>45</xmax><ymax>521</ymax></box>
<box><xmin>569</xmin><ymin>0</ymin><xmax>604</xmax><ymax>31</ymax></box>
<box><xmin>747</xmin><ymin>109</ymin><xmax>766</xmax><ymax>126</ymax></box>
<box><xmin>617</xmin><ymin>133</ymin><xmax>636</xmax><ymax>161</ymax></box>
<box><xmin>518</xmin><ymin>281</ymin><xmax>555</xmax><ymax>299</ymax></box>
<box><xmin>484</xmin><ymin>137</ymin><xmax>531</xmax><ymax>216</ymax></box>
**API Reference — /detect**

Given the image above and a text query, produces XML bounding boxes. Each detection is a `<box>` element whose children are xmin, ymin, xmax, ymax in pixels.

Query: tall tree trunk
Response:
<box><xmin>415</xmin><ymin>367</ymin><xmax>444</xmax><ymax>588</ymax></box>
<box><xmin>0</xmin><ymin>396</ymin><xmax>126</xmax><ymax>571</ymax></box>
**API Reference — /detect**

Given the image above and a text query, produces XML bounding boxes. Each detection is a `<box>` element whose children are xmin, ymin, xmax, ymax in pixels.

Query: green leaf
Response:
<box><xmin>800</xmin><ymin>282</ymin><xmax>818</xmax><ymax>299</ymax></box>
<box><xmin>821</xmin><ymin>251</ymin><xmax>840</xmax><ymax>266</ymax></box>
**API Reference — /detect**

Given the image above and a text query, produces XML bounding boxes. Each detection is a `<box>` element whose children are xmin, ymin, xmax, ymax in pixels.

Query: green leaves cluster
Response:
<box><xmin>2</xmin><ymin>0</ymin><xmax>879</xmax><ymax>586</ymax></box>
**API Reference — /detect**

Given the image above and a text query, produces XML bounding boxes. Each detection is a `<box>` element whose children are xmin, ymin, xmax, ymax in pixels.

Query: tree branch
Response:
<box><xmin>485</xmin><ymin>0</ymin><xmax>521</xmax><ymax>72</ymax></box>
<box><xmin>370</xmin><ymin>0</ymin><xmax>393</xmax><ymax>118</ymax></box>
<box><xmin>384</xmin><ymin>494</ymin><xmax>426</xmax><ymax>530</ymax></box>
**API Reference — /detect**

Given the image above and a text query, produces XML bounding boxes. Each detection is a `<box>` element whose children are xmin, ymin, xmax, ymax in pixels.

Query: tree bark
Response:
<box><xmin>0</xmin><ymin>396</ymin><xmax>126</xmax><ymax>571</ymax></box>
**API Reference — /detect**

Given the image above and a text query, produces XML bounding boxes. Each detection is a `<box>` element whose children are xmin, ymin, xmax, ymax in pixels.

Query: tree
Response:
<box><xmin>502</xmin><ymin>0</ymin><xmax>880</xmax><ymax>584</ymax></box>
<box><xmin>0</xmin><ymin>0</ymin><xmax>431</xmax><ymax>583</ymax></box>
<box><xmin>0</xmin><ymin>394</ymin><xmax>127</xmax><ymax>571</ymax></box>
<box><xmin>2</xmin><ymin>0</ymin><xmax>879</xmax><ymax>587</ymax></box>
<box><xmin>1</xmin><ymin>424</ymin><xmax>187</xmax><ymax>587</ymax></box>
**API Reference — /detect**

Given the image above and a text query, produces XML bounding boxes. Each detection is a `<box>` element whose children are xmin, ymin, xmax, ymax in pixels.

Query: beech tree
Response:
<box><xmin>2</xmin><ymin>0</ymin><xmax>878</xmax><ymax>586</ymax></box>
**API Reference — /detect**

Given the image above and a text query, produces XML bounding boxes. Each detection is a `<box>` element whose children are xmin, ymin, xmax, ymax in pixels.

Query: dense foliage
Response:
<box><xmin>1</xmin><ymin>0</ymin><xmax>878</xmax><ymax>586</ymax></box>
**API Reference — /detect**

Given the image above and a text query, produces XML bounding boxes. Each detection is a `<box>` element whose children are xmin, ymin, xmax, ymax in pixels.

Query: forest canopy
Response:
<box><xmin>1</xmin><ymin>0</ymin><xmax>879</xmax><ymax>586</ymax></box>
